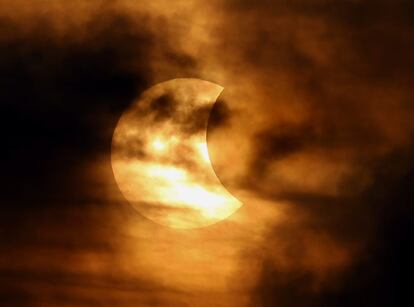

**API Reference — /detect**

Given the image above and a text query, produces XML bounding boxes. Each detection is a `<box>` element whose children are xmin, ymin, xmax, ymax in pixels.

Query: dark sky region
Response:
<box><xmin>1</xmin><ymin>1</ymin><xmax>413</xmax><ymax>306</ymax></box>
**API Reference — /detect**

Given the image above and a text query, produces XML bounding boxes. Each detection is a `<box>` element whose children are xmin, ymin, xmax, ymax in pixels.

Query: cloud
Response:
<box><xmin>0</xmin><ymin>2</ymin><xmax>200</xmax><ymax>207</ymax></box>
<box><xmin>204</xmin><ymin>1</ymin><xmax>414</xmax><ymax>306</ymax></box>
<box><xmin>1</xmin><ymin>0</ymin><xmax>413</xmax><ymax>306</ymax></box>
<box><xmin>0</xmin><ymin>2</ymin><xmax>206</xmax><ymax>305</ymax></box>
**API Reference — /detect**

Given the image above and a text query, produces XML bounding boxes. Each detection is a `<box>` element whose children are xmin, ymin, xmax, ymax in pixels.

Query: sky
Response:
<box><xmin>1</xmin><ymin>0</ymin><xmax>413</xmax><ymax>306</ymax></box>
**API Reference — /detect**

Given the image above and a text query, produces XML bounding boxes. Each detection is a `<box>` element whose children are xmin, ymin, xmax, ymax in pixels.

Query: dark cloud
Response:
<box><xmin>0</xmin><ymin>3</ymin><xmax>199</xmax><ymax>306</ymax></box>
<box><xmin>149</xmin><ymin>94</ymin><xmax>178</xmax><ymax>122</ymax></box>
<box><xmin>212</xmin><ymin>1</ymin><xmax>414</xmax><ymax>306</ymax></box>
<box><xmin>148</xmin><ymin>93</ymin><xmax>212</xmax><ymax>134</ymax></box>
<box><xmin>220</xmin><ymin>0</ymin><xmax>414</xmax><ymax>92</ymax></box>
<box><xmin>249</xmin><ymin>125</ymin><xmax>316</xmax><ymax>174</ymax></box>
<box><xmin>249</xmin><ymin>148</ymin><xmax>414</xmax><ymax>307</ymax></box>
<box><xmin>0</xmin><ymin>5</ymin><xmax>199</xmax><ymax>208</ymax></box>
<box><xmin>0</xmin><ymin>11</ymin><xmax>151</xmax><ymax>207</ymax></box>
<box><xmin>207</xmin><ymin>98</ymin><xmax>233</xmax><ymax>132</ymax></box>
<box><xmin>0</xmin><ymin>268</ymin><xmax>184</xmax><ymax>307</ymax></box>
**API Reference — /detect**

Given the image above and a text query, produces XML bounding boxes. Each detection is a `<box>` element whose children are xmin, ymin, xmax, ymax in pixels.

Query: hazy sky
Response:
<box><xmin>1</xmin><ymin>1</ymin><xmax>413</xmax><ymax>306</ymax></box>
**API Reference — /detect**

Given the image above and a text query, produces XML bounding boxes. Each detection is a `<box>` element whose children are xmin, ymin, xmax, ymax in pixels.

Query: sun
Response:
<box><xmin>111</xmin><ymin>79</ymin><xmax>242</xmax><ymax>228</ymax></box>
<box><xmin>151</xmin><ymin>138</ymin><xmax>167</xmax><ymax>152</ymax></box>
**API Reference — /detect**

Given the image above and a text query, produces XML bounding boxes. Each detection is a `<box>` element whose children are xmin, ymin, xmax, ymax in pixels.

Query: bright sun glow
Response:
<box><xmin>151</xmin><ymin>138</ymin><xmax>167</xmax><ymax>152</ymax></box>
<box><xmin>146</xmin><ymin>164</ymin><xmax>187</xmax><ymax>181</ymax></box>
<box><xmin>111</xmin><ymin>78</ymin><xmax>242</xmax><ymax>228</ymax></box>
<box><xmin>144</xmin><ymin>163</ymin><xmax>232</xmax><ymax>218</ymax></box>
<box><xmin>197</xmin><ymin>141</ymin><xmax>210</xmax><ymax>163</ymax></box>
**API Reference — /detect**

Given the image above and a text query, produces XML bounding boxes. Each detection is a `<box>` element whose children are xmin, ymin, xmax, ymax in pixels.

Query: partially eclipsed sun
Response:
<box><xmin>111</xmin><ymin>78</ymin><xmax>242</xmax><ymax>229</ymax></box>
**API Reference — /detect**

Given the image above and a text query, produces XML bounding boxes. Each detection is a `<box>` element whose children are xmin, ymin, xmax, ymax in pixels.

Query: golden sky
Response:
<box><xmin>1</xmin><ymin>0</ymin><xmax>414</xmax><ymax>306</ymax></box>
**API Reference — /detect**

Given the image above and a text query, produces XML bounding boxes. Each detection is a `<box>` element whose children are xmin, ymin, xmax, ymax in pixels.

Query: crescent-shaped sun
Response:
<box><xmin>111</xmin><ymin>78</ymin><xmax>242</xmax><ymax>229</ymax></box>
